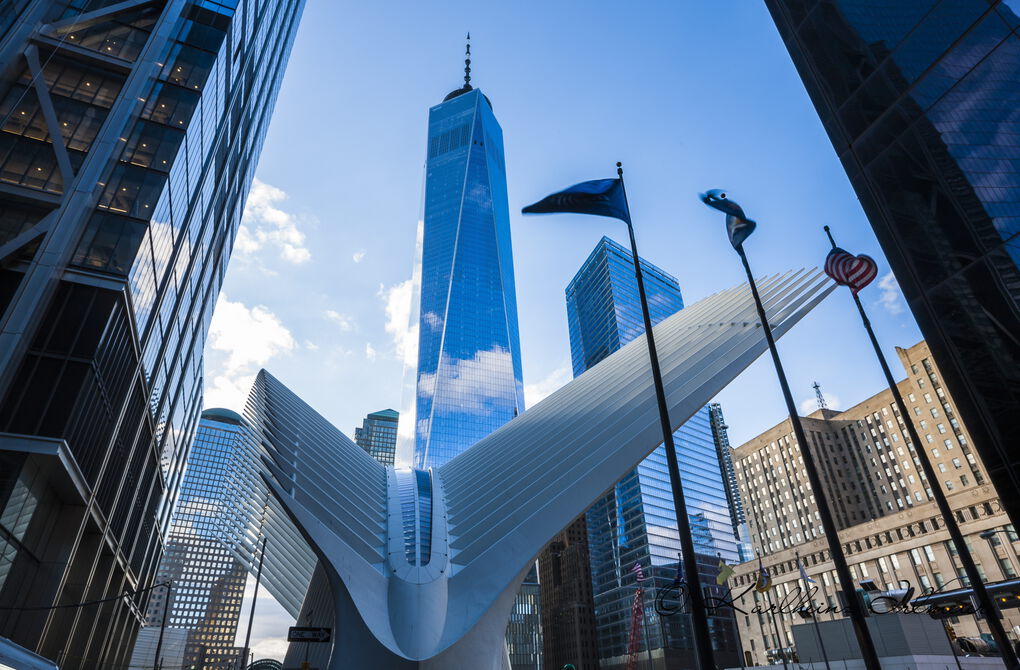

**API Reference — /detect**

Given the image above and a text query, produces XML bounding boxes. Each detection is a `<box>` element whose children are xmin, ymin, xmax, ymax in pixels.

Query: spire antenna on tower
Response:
<box><xmin>464</xmin><ymin>32</ymin><xmax>472</xmax><ymax>88</ymax></box>
<box><xmin>813</xmin><ymin>381</ymin><xmax>828</xmax><ymax>410</ymax></box>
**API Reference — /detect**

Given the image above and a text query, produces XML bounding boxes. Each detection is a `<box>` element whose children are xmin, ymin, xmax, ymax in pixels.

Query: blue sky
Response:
<box><xmin>222</xmin><ymin>1</ymin><xmax>922</xmax><ymax>656</ymax></box>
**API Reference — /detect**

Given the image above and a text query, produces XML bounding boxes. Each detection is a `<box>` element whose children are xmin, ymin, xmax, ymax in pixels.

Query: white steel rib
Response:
<box><xmin>246</xmin><ymin>269</ymin><xmax>834</xmax><ymax>669</ymax></box>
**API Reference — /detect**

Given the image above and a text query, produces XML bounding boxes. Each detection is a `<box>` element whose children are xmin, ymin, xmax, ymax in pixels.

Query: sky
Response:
<box><xmin>221</xmin><ymin>0</ymin><xmax>923</xmax><ymax>658</ymax></box>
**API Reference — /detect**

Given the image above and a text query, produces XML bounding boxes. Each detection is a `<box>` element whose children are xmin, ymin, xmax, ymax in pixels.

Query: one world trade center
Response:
<box><xmin>413</xmin><ymin>40</ymin><xmax>525</xmax><ymax>470</ymax></box>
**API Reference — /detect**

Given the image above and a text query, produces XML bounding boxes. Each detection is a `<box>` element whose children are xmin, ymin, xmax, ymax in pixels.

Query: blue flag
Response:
<box><xmin>522</xmin><ymin>178</ymin><xmax>630</xmax><ymax>224</ymax></box>
<box><xmin>700</xmin><ymin>189</ymin><xmax>756</xmax><ymax>250</ymax></box>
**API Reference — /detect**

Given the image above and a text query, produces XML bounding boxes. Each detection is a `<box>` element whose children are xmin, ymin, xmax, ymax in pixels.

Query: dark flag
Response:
<box><xmin>754</xmin><ymin>555</ymin><xmax>772</xmax><ymax>593</ymax></box>
<box><xmin>824</xmin><ymin>247</ymin><xmax>878</xmax><ymax>295</ymax></box>
<box><xmin>522</xmin><ymin>178</ymin><xmax>630</xmax><ymax>224</ymax></box>
<box><xmin>700</xmin><ymin>189</ymin><xmax>756</xmax><ymax>249</ymax></box>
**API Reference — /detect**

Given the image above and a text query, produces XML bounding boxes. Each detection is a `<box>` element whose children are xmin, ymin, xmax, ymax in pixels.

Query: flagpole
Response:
<box><xmin>824</xmin><ymin>225</ymin><xmax>1019</xmax><ymax>670</ymax></box>
<box><xmin>731</xmin><ymin>238</ymin><xmax>882</xmax><ymax>670</ymax></box>
<box><xmin>758</xmin><ymin>552</ymin><xmax>789</xmax><ymax>670</ymax></box>
<box><xmin>796</xmin><ymin>552</ymin><xmax>832</xmax><ymax>670</ymax></box>
<box><xmin>617</xmin><ymin>163</ymin><xmax>717</xmax><ymax>670</ymax></box>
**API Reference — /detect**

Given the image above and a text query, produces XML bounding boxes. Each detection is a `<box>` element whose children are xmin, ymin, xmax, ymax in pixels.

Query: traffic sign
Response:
<box><xmin>287</xmin><ymin>626</ymin><xmax>332</xmax><ymax>642</ymax></box>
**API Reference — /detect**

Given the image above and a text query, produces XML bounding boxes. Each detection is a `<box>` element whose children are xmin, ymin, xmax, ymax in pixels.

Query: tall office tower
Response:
<box><xmin>413</xmin><ymin>45</ymin><xmax>524</xmax><ymax>471</ymax></box>
<box><xmin>412</xmin><ymin>44</ymin><xmax>538</xmax><ymax>668</ymax></box>
<box><xmin>727</xmin><ymin>340</ymin><xmax>1016</xmax><ymax>664</ymax></box>
<box><xmin>538</xmin><ymin>516</ymin><xmax>600</xmax><ymax>670</ymax></box>
<box><xmin>709</xmin><ymin>402</ymin><xmax>752</xmax><ymax>561</ymax></box>
<box><xmin>764</xmin><ymin>1</ymin><xmax>1020</xmax><ymax>525</ymax></box>
<box><xmin>354</xmin><ymin>408</ymin><xmax>399</xmax><ymax>466</ymax></box>
<box><xmin>131</xmin><ymin>409</ymin><xmax>247</xmax><ymax>670</ymax></box>
<box><xmin>557</xmin><ymin>236</ymin><xmax>743</xmax><ymax>669</ymax></box>
<box><xmin>0</xmin><ymin>1</ymin><xmax>304</xmax><ymax>666</ymax></box>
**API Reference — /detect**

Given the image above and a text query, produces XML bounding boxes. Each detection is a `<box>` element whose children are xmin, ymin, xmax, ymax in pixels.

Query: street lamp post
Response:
<box><xmin>980</xmin><ymin>529</ymin><xmax>1020</xmax><ymax>581</ymax></box>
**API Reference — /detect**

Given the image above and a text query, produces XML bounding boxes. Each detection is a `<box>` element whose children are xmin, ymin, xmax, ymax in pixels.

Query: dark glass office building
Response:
<box><xmin>0</xmin><ymin>1</ymin><xmax>304</xmax><ymax>667</ymax></box>
<box><xmin>558</xmin><ymin>236</ymin><xmax>743</xmax><ymax>669</ymax></box>
<box><xmin>354</xmin><ymin>408</ymin><xmax>398</xmax><ymax>466</ymax></box>
<box><xmin>765</xmin><ymin>0</ymin><xmax>1020</xmax><ymax>524</ymax></box>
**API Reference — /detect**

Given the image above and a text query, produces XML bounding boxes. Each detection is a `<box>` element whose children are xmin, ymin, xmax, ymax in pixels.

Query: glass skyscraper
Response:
<box><xmin>412</xmin><ymin>53</ymin><xmax>537</xmax><ymax>668</ymax></box>
<box><xmin>354</xmin><ymin>408</ymin><xmax>399</xmax><ymax>466</ymax></box>
<box><xmin>764</xmin><ymin>0</ymin><xmax>1020</xmax><ymax>526</ymax></box>
<box><xmin>568</xmin><ymin>236</ymin><xmax>743</xmax><ymax>669</ymax></box>
<box><xmin>132</xmin><ymin>409</ymin><xmax>247</xmax><ymax>670</ymax></box>
<box><xmin>0</xmin><ymin>1</ymin><xmax>304</xmax><ymax>667</ymax></box>
<box><xmin>413</xmin><ymin>73</ymin><xmax>524</xmax><ymax>471</ymax></box>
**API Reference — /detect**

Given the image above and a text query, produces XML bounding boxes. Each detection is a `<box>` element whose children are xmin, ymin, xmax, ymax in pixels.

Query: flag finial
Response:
<box><xmin>464</xmin><ymin>33</ymin><xmax>471</xmax><ymax>88</ymax></box>
<box><xmin>823</xmin><ymin>225</ymin><xmax>837</xmax><ymax>249</ymax></box>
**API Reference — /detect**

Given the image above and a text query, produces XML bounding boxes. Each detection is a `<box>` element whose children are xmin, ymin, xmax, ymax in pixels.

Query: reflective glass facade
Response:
<box><xmin>0</xmin><ymin>1</ymin><xmax>304</xmax><ymax>667</ymax></box>
<box><xmin>354</xmin><ymin>408</ymin><xmax>398</xmax><ymax>466</ymax></box>
<box><xmin>413</xmin><ymin>87</ymin><xmax>524</xmax><ymax>471</ymax></box>
<box><xmin>765</xmin><ymin>0</ymin><xmax>1020</xmax><ymax>526</ymax></box>
<box><xmin>134</xmin><ymin>409</ymin><xmax>247</xmax><ymax>670</ymax></box>
<box><xmin>569</xmin><ymin>237</ymin><xmax>743</xmax><ymax>668</ymax></box>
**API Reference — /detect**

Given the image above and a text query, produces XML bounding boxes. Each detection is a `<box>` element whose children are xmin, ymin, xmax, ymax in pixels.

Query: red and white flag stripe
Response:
<box><xmin>824</xmin><ymin>247</ymin><xmax>879</xmax><ymax>295</ymax></box>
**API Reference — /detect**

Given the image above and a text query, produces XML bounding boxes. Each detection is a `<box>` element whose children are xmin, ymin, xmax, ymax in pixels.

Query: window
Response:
<box><xmin>960</xmin><ymin>475</ymin><xmax>969</xmax><ymax>486</ymax></box>
<box><xmin>1000</xmin><ymin>558</ymin><xmax>1018</xmax><ymax>579</ymax></box>
<box><xmin>945</xmin><ymin>480</ymin><xmax>954</xmax><ymax>490</ymax></box>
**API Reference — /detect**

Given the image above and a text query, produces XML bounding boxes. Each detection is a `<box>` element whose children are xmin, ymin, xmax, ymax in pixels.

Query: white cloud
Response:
<box><xmin>204</xmin><ymin>294</ymin><xmax>296</xmax><ymax>411</ymax></box>
<box><xmin>366</xmin><ymin>342</ymin><xmax>377</xmax><ymax>360</ymax></box>
<box><xmin>324</xmin><ymin>309</ymin><xmax>354</xmax><ymax>331</ymax></box>
<box><xmin>799</xmin><ymin>392</ymin><xmax>840</xmax><ymax>415</ymax></box>
<box><xmin>421</xmin><ymin>311</ymin><xmax>442</xmax><ymax>331</ymax></box>
<box><xmin>352</xmin><ymin>248</ymin><xmax>366</xmax><ymax>263</ymax></box>
<box><xmin>876</xmin><ymin>271</ymin><xmax>905</xmax><ymax>315</ymax></box>
<box><xmin>524</xmin><ymin>363</ymin><xmax>572</xmax><ymax>408</ymax></box>
<box><xmin>251</xmin><ymin>637</ymin><xmax>290</xmax><ymax>661</ymax></box>
<box><xmin>380</xmin><ymin>279</ymin><xmax>418</xmax><ymax>367</ymax></box>
<box><xmin>304</xmin><ymin>340</ymin><xmax>319</xmax><ymax>351</ymax></box>
<box><xmin>417</xmin><ymin>347</ymin><xmax>516</xmax><ymax>412</ymax></box>
<box><xmin>237</xmin><ymin>178</ymin><xmax>312</xmax><ymax>264</ymax></box>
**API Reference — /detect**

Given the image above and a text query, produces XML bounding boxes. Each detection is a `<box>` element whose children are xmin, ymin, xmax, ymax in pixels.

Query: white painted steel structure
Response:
<box><xmin>245</xmin><ymin>270</ymin><xmax>834</xmax><ymax>669</ymax></box>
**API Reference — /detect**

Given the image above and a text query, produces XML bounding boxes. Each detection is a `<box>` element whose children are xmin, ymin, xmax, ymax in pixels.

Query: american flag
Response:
<box><xmin>631</xmin><ymin>561</ymin><xmax>645</xmax><ymax>584</ymax></box>
<box><xmin>824</xmin><ymin>247</ymin><xmax>878</xmax><ymax>295</ymax></box>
